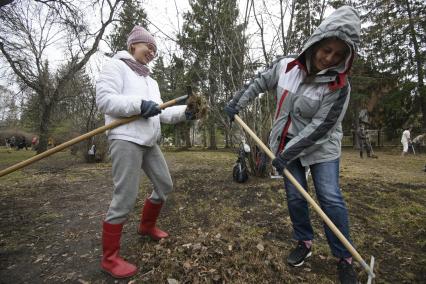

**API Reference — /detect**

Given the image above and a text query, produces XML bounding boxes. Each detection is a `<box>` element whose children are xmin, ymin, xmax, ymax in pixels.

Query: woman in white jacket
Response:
<box><xmin>96</xmin><ymin>26</ymin><xmax>193</xmax><ymax>278</ymax></box>
<box><xmin>401</xmin><ymin>127</ymin><xmax>412</xmax><ymax>156</ymax></box>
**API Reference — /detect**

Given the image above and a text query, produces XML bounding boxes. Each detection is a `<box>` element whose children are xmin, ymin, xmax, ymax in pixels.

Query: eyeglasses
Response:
<box><xmin>146</xmin><ymin>43</ymin><xmax>157</xmax><ymax>57</ymax></box>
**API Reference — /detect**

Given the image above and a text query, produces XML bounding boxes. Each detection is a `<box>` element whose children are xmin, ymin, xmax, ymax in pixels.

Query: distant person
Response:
<box><xmin>10</xmin><ymin>136</ymin><xmax>16</xmax><ymax>148</ymax></box>
<box><xmin>5</xmin><ymin>138</ymin><xmax>11</xmax><ymax>148</ymax></box>
<box><xmin>412</xmin><ymin>133</ymin><xmax>425</xmax><ymax>154</ymax></box>
<box><xmin>31</xmin><ymin>136</ymin><xmax>38</xmax><ymax>150</ymax></box>
<box><xmin>19</xmin><ymin>136</ymin><xmax>28</xmax><ymax>150</ymax></box>
<box><xmin>412</xmin><ymin>133</ymin><xmax>425</xmax><ymax>146</ymax></box>
<box><xmin>4</xmin><ymin>138</ymin><xmax>12</xmax><ymax>153</ymax></box>
<box><xmin>401</xmin><ymin>127</ymin><xmax>412</xmax><ymax>156</ymax></box>
<box><xmin>87</xmin><ymin>144</ymin><xmax>96</xmax><ymax>162</ymax></box>
<box><xmin>357</xmin><ymin>124</ymin><xmax>371</xmax><ymax>158</ymax></box>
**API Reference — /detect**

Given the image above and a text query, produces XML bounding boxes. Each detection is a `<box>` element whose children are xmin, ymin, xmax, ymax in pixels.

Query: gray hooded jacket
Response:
<box><xmin>230</xmin><ymin>6</ymin><xmax>360</xmax><ymax>166</ymax></box>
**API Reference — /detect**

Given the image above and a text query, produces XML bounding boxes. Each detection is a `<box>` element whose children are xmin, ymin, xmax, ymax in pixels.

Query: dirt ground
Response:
<box><xmin>0</xmin><ymin>147</ymin><xmax>425</xmax><ymax>283</ymax></box>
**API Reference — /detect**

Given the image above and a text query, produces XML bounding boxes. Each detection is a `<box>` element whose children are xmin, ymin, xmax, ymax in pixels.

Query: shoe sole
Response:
<box><xmin>137</xmin><ymin>229</ymin><xmax>168</xmax><ymax>241</ymax></box>
<box><xmin>137</xmin><ymin>231</ymin><xmax>163</xmax><ymax>241</ymax></box>
<box><xmin>288</xmin><ymin>251</ymin><xmax>312</xmax><ymax>267</ymax></box>
<box><xmin>101</xmin><ymin>268</ymin><xmax>137</xmax><ymax>279</ymax></box>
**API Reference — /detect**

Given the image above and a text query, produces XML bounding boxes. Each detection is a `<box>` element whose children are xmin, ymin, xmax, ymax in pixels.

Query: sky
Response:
<box><xmin>0</xmin><ymin>0</ymin><xmax>335</xmax><ymax>93</ymax></box>
<box><xmin>141</xmin><ymin>0</ymin><xmax>334</xmax><ymax>64</ymax></box>
<box><xmin>140</xmin><ymin>0</ymin><xmax>286</xmax><ymax>65</ymax></box>
<box><xmin>90</xmin><ymin>0</ymin><xmax>305</xmax><ymax>74</ymax></box>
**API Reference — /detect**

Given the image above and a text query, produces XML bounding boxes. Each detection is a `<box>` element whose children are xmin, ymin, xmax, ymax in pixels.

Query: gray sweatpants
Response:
<box><xmin>105</xmin><ymin>139</ymin><xmax>173</xmax><ymax>224</ymax></box>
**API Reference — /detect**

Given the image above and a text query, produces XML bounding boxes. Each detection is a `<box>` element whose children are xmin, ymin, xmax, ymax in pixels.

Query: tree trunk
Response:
<box><xmin>37</xmin><ymin>100</ymin><xmax>53</xmax><ymax>154</ymax></box>
<box><xmin>174</xmin><ymin>127</ymin><xmax>180</xmax><ymax>147</ymax></box>
<box><xmin>378</xmin><ymin>128</ymin><xmax>381</xmax><ymax>147</ymax></box>
<box><xmin>280</xmin><ymin>0</ymin><xmax>286</xmax><ymax>53</ymax></box>
<box><xmin>184</xmin><ymin>124</ymin><xmax>191</xmax><ymax>148</ymax></box>
<box><xmin>191</xmin><ymin>123</ymin><xmax>196</xmax><ymax>146</ymax></box>
<box><xmin>207</xmin><ymin>54</ymin><xmax>217</xmax><ymax>150</ymax></box>
<box><xmin>252</xmin><ymin>0</ymin><xmax>269</xmax><ymax>63</ymax></box>
<box><xmin>286</xmin><ymin>1</ymin><xmax>295</xmax><ymax>54</ymax></box>
<box><xmin>354</xmin><ymin>109</ymin><xmax>360</xmax><ymax>149</ymax></box>
<box><xmin>202</xmin><ymin>127</ymin><xmax>207</xmax><ymax>148</ymax></box>
<box><xmin>420</xmin><ymin>87</ymin><xmax>426</xmax><ymax>129</ymax></box>
<box><xmin>208</xmin><ymin>122</ymin><xmax>217</xmax><ymax>149</ymax></box>
<box><xmin>405</xmin><ymin>0</ymin><xmax>426</xmax><ymax>128</ymax></box>
<box><xmin>224</xmin><ymin>129</ymin><xmax>229</xmax><ymax>148</ymax></box>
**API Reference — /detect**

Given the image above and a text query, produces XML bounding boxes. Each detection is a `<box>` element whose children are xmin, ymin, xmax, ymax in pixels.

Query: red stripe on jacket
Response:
<box><xmin>275</xmin><ymin>90</ymin><xmax>289</xmax><ymax>119</ymax></box>
<box><xmin>274</xmin><ymin>89</ymin><xmax>291</xmax><ymax>155</ymax></box>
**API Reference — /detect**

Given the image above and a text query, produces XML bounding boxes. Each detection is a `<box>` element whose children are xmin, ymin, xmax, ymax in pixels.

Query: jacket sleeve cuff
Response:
<box><xmin>160</xmin><ymin>105</ymin><xmax>187</xmax><ymax>124</ymax></box>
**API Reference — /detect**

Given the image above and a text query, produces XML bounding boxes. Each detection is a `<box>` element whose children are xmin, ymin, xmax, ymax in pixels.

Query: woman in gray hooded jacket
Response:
<box><xmin>225</xmin><ymin>6</ymin><xmax>360</xmax><ymax>284</ymax></box>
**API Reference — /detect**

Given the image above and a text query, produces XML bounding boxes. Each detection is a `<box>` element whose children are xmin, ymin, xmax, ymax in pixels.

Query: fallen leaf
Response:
<box><xmin>183</xmin><ymin>260</ymin><xmax>192</xmax><ymax>269</ymax></box>
<box><xmin>193</xmin><ymin>243</ymin><xmax>202</xmax><ymax>250</ymax></box>
<box><xmin>34</xmin><ymin>255</ymin><xmax>44</xmax><ymax>263</ymax></box>
<box><xmin>167</xmin><ymin>278</ymin><xmax>179</xmax><ymax>284</ymax></box>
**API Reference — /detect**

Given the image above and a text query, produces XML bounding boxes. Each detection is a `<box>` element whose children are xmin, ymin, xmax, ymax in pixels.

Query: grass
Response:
<box><xmin>0</xmin><ymin>147</ymin><xmax>425</xmax><ymax>283</ymax></box>
<box><xmin>0</xmin><ymin>147</ymin><xmax>36</xmax><ymax>164</ymax></box>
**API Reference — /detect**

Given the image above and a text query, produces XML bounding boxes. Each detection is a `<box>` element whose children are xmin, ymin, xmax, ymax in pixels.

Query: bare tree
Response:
<box><xmin>0</xmin><ymin>0</ymin><xmax>123</xmax><ymax>153</ymax></box>
<box><xmin>0</xmin><ymin>85</ymin><xmax>20</xmax><ymax>127</ymax></box>
<box><xmin>251</xmin><ymin>0</ymin><xmax>269</xmax><ymax>63</ymax></box>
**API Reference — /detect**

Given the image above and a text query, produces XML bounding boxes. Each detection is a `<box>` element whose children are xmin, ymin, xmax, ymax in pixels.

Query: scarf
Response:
<box><xmin>120</xmin><ymin>58</ymin><xmax>150</xmax><ymax>77</ymax></box>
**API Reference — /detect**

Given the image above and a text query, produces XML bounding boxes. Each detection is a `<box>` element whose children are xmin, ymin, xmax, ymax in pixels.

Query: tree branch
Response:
<box><xmin>55</xmin><ymin>0</ymin><xmax>123</xmax><ymax>93</ymax></box>
<box><xmin>0</xmin><ymin>41</ymin><xmax>41</xmax><ymax>92</ymax></box>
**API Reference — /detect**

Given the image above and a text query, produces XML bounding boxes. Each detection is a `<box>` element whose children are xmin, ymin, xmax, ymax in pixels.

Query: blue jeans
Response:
<box><xmin>284</xmin><ymin>158</ymin><xmax>353</xmax><ymax>258</ymax></box>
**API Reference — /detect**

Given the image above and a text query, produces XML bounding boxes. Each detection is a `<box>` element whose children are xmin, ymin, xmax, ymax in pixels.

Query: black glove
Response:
<box><xmin>224</xmin><ymin>103</ymin><xmax>239</xmax><ymax>122</ymax></box>
<box><xmin>272</xmin><ymin>155</ymin><xmax>288</xmax><ymax>175</ymax></box>
<box><xmin>185</xmin><ymin>109</ymin><xmax>196</xmax><ymax>120</ymax></box>
<box><xmin>140</xmin><ymin>100</ymin><xmax>161</xmax><ymax>118</ymax></box>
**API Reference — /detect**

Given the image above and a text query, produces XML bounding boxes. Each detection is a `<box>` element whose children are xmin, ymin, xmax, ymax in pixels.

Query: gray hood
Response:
<box><xmin>298</xmin><ymin>6</ymin><xmax>361</xmax><ymax>74</ymax></box>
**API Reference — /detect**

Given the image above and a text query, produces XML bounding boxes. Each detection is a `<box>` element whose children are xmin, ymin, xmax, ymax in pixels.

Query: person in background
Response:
<box><xmin>357</xmin><ymin>124</ymin><xmax>371</xmax><ymax>158</ymax></box>
<box><xmin>401</xmin><ymin>127</ymin><xmax>412</xmax><ymax>156</ymax></box>
<box><xmin>10</xmin><ymin>136</ymin><xmax>16</xmax><ymax>148</ymax></box>
<box><xmin>20</xmin><ymin>136</ymin><xmax>27</xmax><ymax>150</ymax></box>
<box><xmin>31</xmin><ymin>136</ymin><xmax>38</xmax><ymax>151</ymax></box>
<box><xmin>87</xmin><ymin>144</ymin><xmax>96</xmax><ymax>163</ymax></box>
<box><xmin>412</xmin><ymin>133</ymin><xmax>425</xmax><ymax>146</ymax></box>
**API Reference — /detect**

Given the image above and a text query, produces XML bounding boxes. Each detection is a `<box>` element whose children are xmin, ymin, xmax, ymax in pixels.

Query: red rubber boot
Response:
<box><xmin>101</xmin><ymin>222</ymin><xmax>137</xmax><ymax>278</ymax></box>
<box><xmin>138</xmin><ymin>198</ymin><xmax>169</xmax><ymax>240</ymax></box>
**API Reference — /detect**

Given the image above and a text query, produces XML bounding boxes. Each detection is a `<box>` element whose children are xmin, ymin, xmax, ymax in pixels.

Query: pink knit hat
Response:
<box><xmin>126</xmin><ymin>26</ymin><xmax>157</xmax><ymax>51</ymax></box>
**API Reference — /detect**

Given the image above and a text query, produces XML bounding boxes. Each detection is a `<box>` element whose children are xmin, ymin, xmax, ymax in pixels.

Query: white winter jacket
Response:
<box><xmin>96</xmin><ymin>51</ymin><xmax>187</xmax><ymax>146</ymax></box>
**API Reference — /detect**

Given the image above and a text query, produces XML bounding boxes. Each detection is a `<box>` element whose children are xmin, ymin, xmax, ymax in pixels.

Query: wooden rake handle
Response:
<box><xmin>233</xmin><ymin>114</ymin><xmax>375</xmax><ymax>279</ymax></box>
<box><xmin>0</xmin><ymin>95</ymin><xmax>189</xmax><ymax>178</ymax></box>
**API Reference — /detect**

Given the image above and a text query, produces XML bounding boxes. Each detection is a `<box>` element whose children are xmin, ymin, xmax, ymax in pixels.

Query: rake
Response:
<box><xmin>0</xmin><ymin>94</ymin><xmax>189</xmax><ymax>178</ymax></box>
<box><xmin>233</xmin><ymin>114</ymin><xmax>376</xmax><ymax>283</ymax></box>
